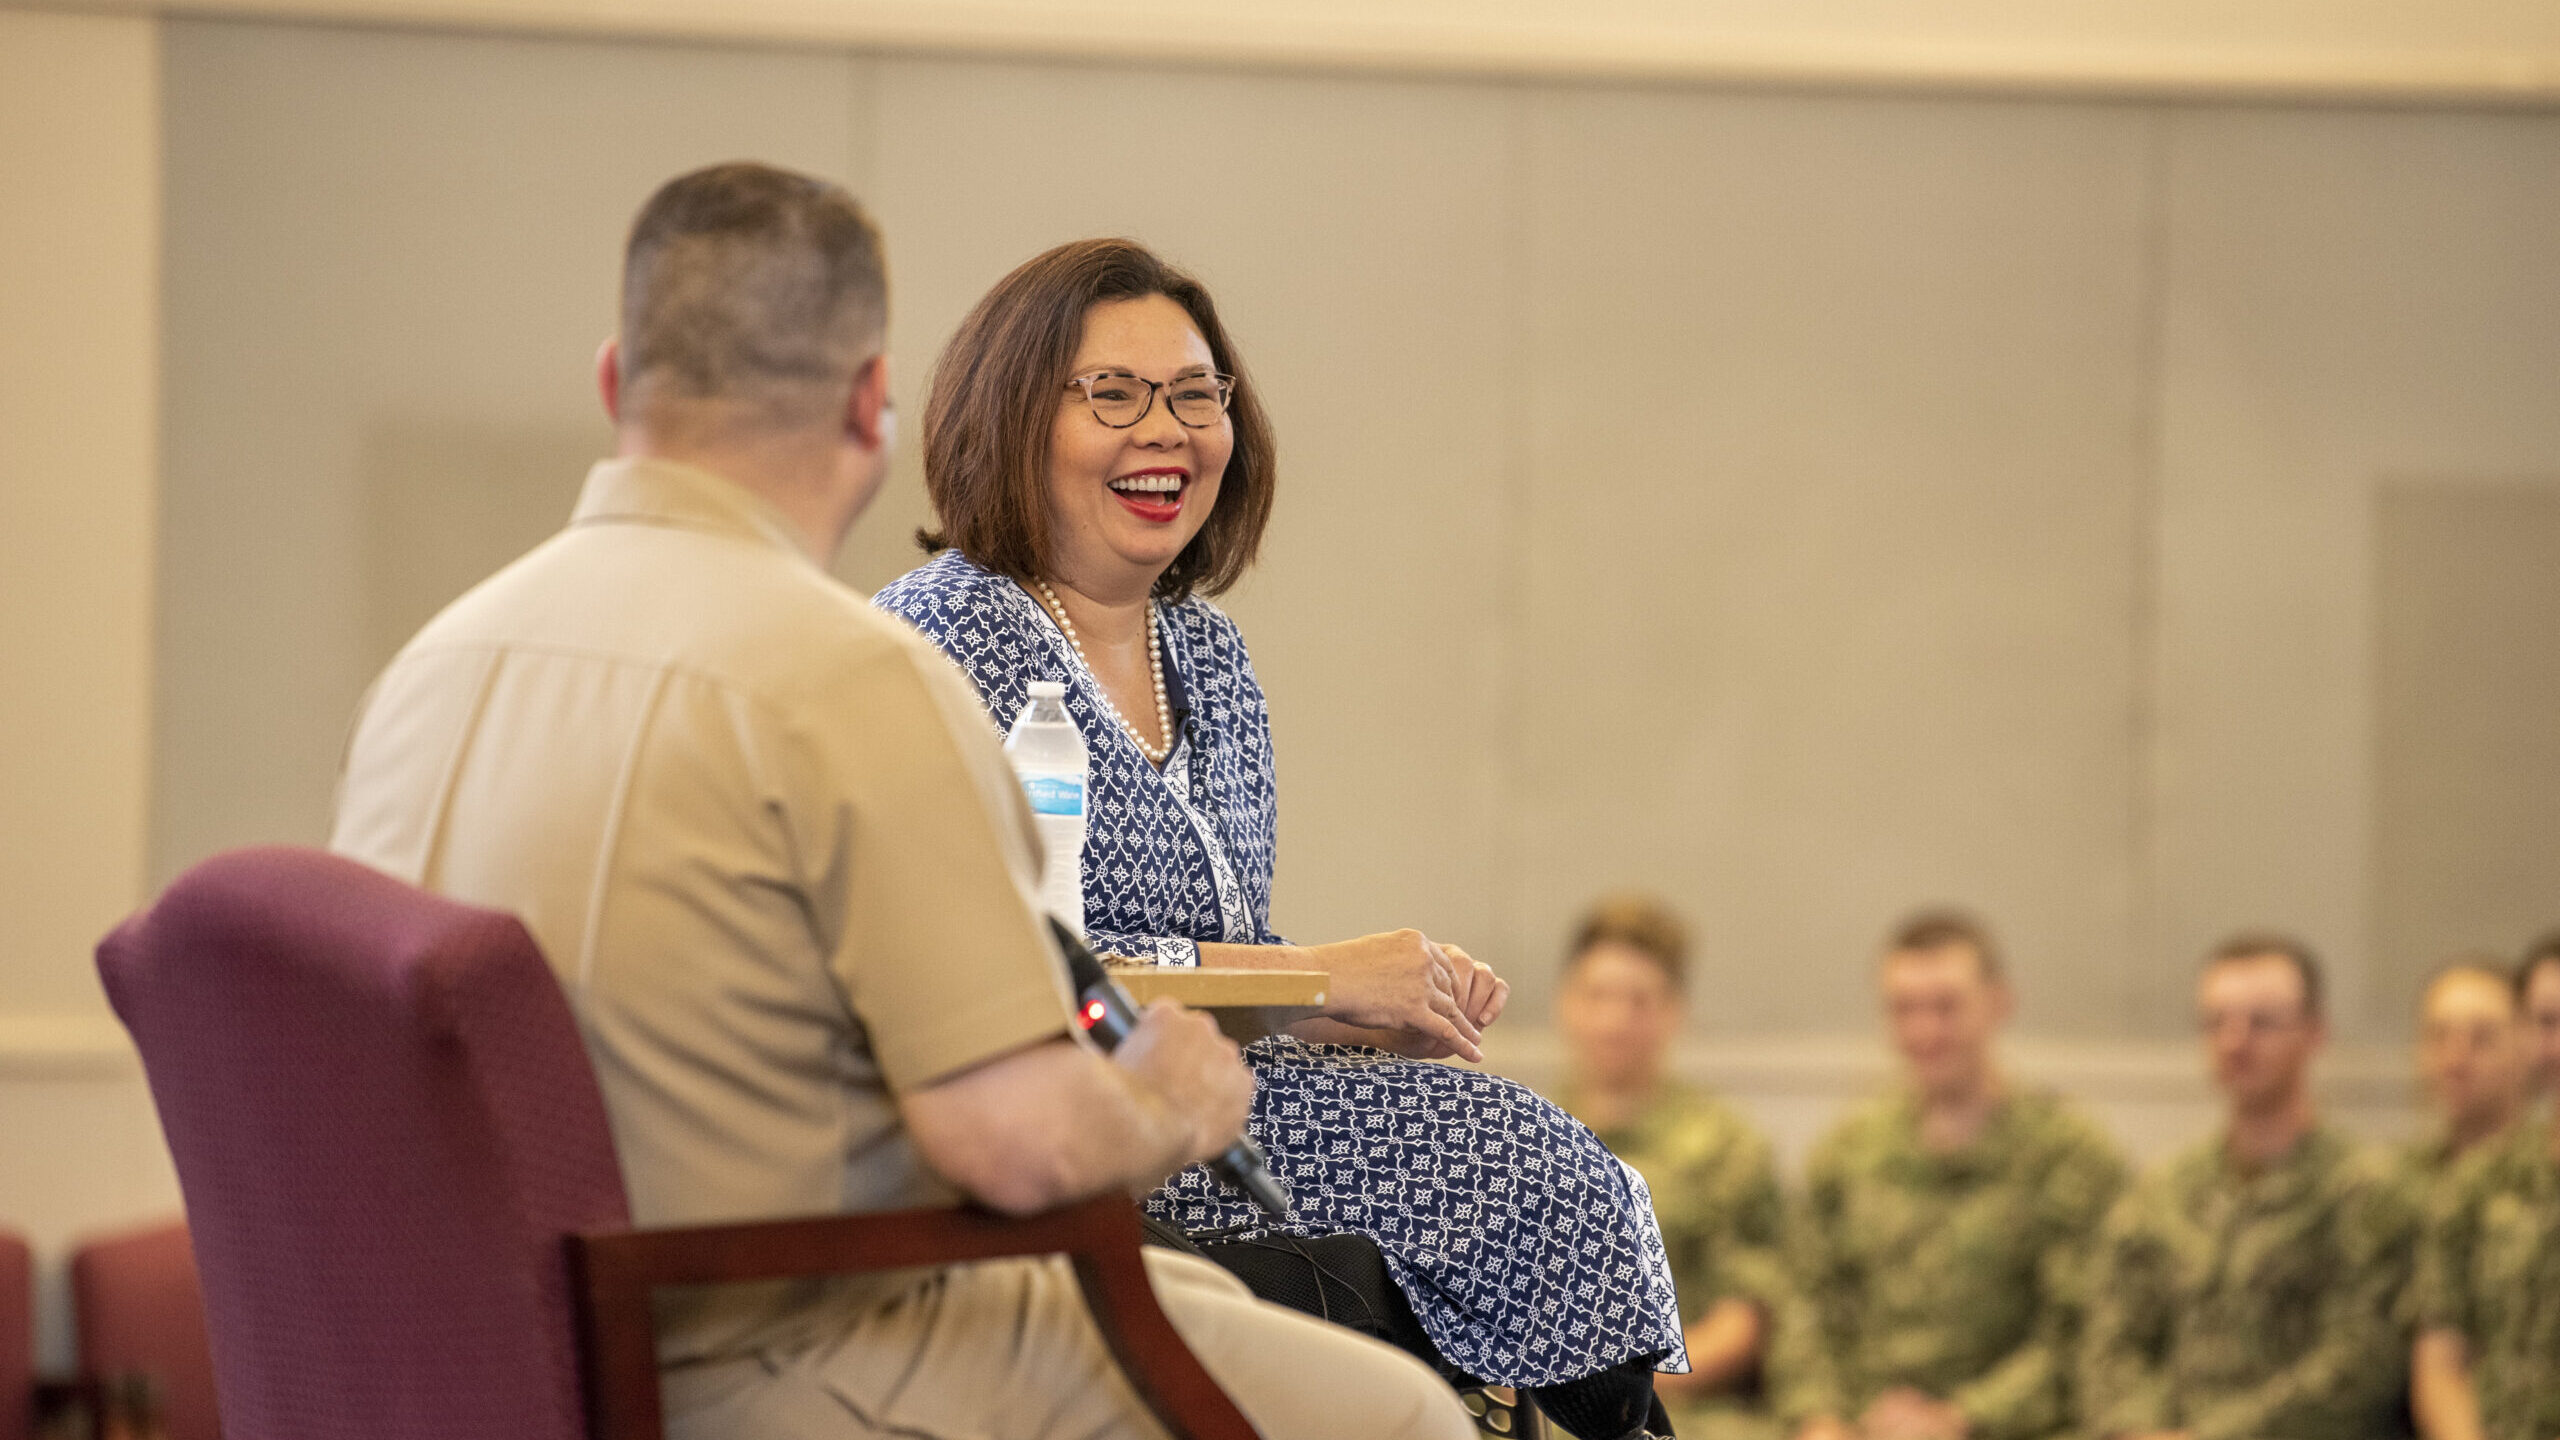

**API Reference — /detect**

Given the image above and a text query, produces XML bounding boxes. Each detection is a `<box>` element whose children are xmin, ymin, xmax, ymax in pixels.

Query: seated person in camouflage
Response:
<box><xmin>2408</xmin><ymin>944</ymin><xmax>2560</xmax><ymax>1440</ymax></box>
<box><xmin>2080</xmin><ymin>932</ymin><xmax>2423</xmax><ymax>1440</ymax></box>
<box><xmin>2521</xmin><ymin>931</ymin><xmax>2560</xmax><ymax>1098</ymax></box>
<box><xmin>2400</xmin><ymin>956</ymin><xmax>2531</xmax><ymax>1206</ymax></box>
<box><xmin>1555</xmin><ymin>895</ymin><xmax>1818</xmax><ymax>1440</ymax></box>
<box><xmin>1791</xmin><ymin>911</ymin><xmax>2128</xmax><ymax>1440</ymax></box>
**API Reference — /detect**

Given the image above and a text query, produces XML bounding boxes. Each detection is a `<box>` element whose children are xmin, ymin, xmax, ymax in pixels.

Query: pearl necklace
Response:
<box><xmin>1032</xmin><ymin>577</ymin><xmax>1171</xmax><ymax>764</ymax></box>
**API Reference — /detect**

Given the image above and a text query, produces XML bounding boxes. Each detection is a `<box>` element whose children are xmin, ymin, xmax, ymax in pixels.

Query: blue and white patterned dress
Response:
<box><xmin>875</xmin><ymin>549</ymin><xmax>1686</xmax><ymax>1387</ymax></box>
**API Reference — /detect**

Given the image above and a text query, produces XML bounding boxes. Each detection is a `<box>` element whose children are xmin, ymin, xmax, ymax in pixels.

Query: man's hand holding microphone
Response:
<box><xmin>1054</xmin><ymin>918</ymin><xmax>1289</xmax><ymax>1217</ymax></box>
<box><xmin>894</xmin><ymin>925</ymin><xmax>1273</xmax><ymax>1220</ymax></box>
<box><xmin>1114</xmin><ymin>995</ymin><xmax>1256</xmax><ymax>1182</ymax></box>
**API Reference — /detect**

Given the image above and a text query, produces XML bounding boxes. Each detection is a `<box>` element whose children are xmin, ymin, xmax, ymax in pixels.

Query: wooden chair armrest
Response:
<box><xmin>569</xmin><ymin>1194</ymin><xmax>1256</xmax><ymax>1440</ymax></box>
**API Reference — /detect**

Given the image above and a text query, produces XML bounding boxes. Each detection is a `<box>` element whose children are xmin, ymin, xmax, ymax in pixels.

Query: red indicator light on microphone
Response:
<box><xmin>1079</xmin><ymin>998</ymin><xmax>1107</xmax><ymax>1029</ymax></box>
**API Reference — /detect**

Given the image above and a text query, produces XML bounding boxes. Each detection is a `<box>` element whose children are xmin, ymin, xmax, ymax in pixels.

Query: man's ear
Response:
<box><xmin>596</xmin><ymin>336</ymin><xmax>624</xmax><ymax>423</ymax></box>
<box><xmin>845</xmin><ymin>352</ymin><xmax>892</xmax><ymax>451</ymax></box>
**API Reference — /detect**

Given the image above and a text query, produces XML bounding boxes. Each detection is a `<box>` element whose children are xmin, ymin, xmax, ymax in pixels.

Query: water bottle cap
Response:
<box><xmin>1027</xmin><ymin>680</ymin><xmax>1066</xmax><ymax>701</ymax></box>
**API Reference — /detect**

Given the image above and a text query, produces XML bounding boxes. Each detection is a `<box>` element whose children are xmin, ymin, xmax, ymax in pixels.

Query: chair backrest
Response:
<box><xmin>69</xmin><ymin>1219</ymin><xmax>218</xmax><ymax>1440</ymax></box>
<box><xmin>97</xmin><ymin>846</ymin><xmax>632</xmax><ymax>1440</ymax></box>
<box><xmin>0</xmin><ymin>1229</ymin><xmax>27</xmax><ymax>1440</ymax></box>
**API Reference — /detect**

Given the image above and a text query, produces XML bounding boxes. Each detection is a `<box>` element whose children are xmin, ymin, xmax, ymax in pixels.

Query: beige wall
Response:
<box><xmin>152</xmin><ymin>21</ymin><xmax>864</xmax><ymax>877</ymax></box>
<box><xmin>147</xmin><ymin>21</ymin><xmax>2560</xmax><ymax>1048</ymax></box>
<box><xmin>2149</xmin><ymin>108</ymin><xmax>2560</xmax><ymax>1034</ymax></box>
<box><xmin>24</xmin><ymin>0</ymin><xmax>2560</xmax><ymax>101</ymax></box>
<box><xmin>0</xmin><ymin>10</ymin><xmax>158</xmax><ymax>1024</ymax></box>
<box><xmin>0</xmin><ymin>8</ymin><xmax>183</xmax><ymax>1366</ymax></box>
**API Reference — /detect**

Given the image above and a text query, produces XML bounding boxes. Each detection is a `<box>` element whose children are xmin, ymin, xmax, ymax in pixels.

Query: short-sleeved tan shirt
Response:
<box><xmin>331</xmin><ymin>456</ymin><xmax>1073</xmax><ymax>1363</ymax></box>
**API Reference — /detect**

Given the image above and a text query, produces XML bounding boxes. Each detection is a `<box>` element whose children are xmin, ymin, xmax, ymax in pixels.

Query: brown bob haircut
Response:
<box><xmin>1564</xmin><ymin>893</ymin><xmax>1691</xmax><ymax>992</ymax></box>
<box><xmin>919</xmin><ymin>238</ymin><xmax>1277</xmax><ymax>602</ymax></box>
<box><xmin>1883</xmin><ymin>907</ymin><xmax>2006</xmax><ymax>986</ymax></box>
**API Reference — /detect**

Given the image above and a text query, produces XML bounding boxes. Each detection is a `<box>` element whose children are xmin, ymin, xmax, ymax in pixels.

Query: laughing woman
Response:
<box><xmin>874</xmin><ymin>239</ymin><xmax>1686</xmax><ymax>1439</ymax></box>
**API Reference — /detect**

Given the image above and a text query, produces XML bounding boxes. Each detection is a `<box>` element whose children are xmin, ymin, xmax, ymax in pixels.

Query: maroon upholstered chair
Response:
<box><xmin>0</xmin><ymin>1229</ymin><xmax>28</xmax><ymax>1440</ymax></box>
<box><xmin>69</xmin><ymin>1219</ymin><xmax>218</xmax><ymax>1440</ymax></box>
<box><xmin>98</xmin><ymin>846</ymin><xmax>1256</xmax><ymax>1440</ymax></box>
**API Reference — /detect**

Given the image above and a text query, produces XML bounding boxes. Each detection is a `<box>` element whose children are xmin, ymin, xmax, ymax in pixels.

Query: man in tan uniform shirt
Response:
<box><xmin>330</xmin><ymin>163</ymin><xmax>1470</xmax><ymax>1440</ymax></box>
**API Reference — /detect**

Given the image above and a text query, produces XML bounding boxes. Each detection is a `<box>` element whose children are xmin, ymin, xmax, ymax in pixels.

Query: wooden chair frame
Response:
<box><xmin>570</xmin><ymin>1194</ymin><xmax>1258</xmax><ymax>1440</ymax></box>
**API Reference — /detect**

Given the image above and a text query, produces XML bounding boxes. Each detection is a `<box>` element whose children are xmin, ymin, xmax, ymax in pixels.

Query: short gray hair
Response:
<box><xmin>618</xmin><ymin>162</ymin><xmax>886</xmax><ymax>426</ymax></box>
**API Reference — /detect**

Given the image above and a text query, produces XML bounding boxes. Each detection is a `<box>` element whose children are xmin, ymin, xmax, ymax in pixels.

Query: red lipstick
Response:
<box><xmin>1108</xmin><ymin>469</ymin><xmax>1187</xmax><ymax>524</ymax></box>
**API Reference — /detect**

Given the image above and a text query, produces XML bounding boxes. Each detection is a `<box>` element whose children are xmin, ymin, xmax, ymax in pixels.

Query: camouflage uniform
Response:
<box><xmin>2395</xmin><ymin>1132</ymin><xmax>2466</xmax><ymax>1214</ymax></box>
<box><xmin>1792</xmin><ymin>1088</ymin><xmax>2128</xmax><ymax>1440</ymax></box>
<box><xmin>2078</xmin><ymin>1124</ymin><xmax>2422</xmax><ymax>1440</ymax></box>
<box><xmin>1574</xmin><ymin>1083</ymin><xmax>1811</xmax><ymax>1440</ymax></box>
<box><xmin>2409</xmin><ymin>1116</ymin><xmax>2560</xmax><ymax>1440</ymax></box>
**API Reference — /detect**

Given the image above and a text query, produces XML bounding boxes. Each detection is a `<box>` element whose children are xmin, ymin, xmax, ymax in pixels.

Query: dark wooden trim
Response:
<box><xmin>568</xmin><ymin>1196</ymin><xmax>1259</xmax><ymax>1440</ymax></box>
<box><xmin>1066</xmin><ymin>1216</ymin><xmax>1259</xmax><ymax>1440</ymax></box>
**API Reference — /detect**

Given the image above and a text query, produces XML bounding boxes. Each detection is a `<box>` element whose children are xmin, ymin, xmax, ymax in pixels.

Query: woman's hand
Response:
<box><xmin>1443</xmin><ymin>944</ymin><xmax>1509</xmax><ymax>1032</ymax></box>
<box><xmin>1307</xmin><ymin>929</ymin><xmax>1504</xmax><ymax>1063</ymax></box>
<box><xmin>1197</xmin><ymin>933</ymin><xmax>1509</xmax><ymax>1061</ymax></box>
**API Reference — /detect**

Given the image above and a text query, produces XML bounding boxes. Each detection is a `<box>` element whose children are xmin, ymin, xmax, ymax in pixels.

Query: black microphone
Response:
<box><xmin>1047</xmin><ymin>917</ymin><xmax>1291</xmax><ymax>1219</ymax></box>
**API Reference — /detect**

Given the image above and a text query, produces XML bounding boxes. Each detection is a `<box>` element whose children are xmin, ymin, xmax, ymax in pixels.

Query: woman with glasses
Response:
<box><xmin>875</xmin><ymin>239</ymin><xmax>1685</xmax><ymax>1440</ymax></box>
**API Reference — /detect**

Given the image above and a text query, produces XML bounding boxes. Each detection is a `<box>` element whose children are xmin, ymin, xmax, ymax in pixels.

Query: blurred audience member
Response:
<box><xmin>2080</xmin><ymin>933</ymin><xmax>2421</xmax><ymax>1440</ymax></box>
<box><xmin>2400</xmin><ymin>956</ymin><xmax>2530</xmax><ymax>1205</ymax></box>
<box><xmin>2406</xmin><ymin>940</ymin><xmax>2560</xmax><ymax>1440</ymax></box>
<box><xmin>2518</xmin><ymin>931</ymin><xmax>2560</xmax><ymax>1098</ymax></box>
<box><xmin>1792</xmin><ymin>911</ymin><xmax>2127</xmax><ymax>1440</ymax></box>
<box><xmin>1555</xmin><ymin>895</ymin><xmax>1818</xmax><ymax>1440</ymax></box>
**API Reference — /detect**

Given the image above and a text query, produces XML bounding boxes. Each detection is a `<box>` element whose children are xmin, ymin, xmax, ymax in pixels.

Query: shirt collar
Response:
<box><xmin>2214</xmin><ymin>1121</ymin><xmax>2338</xmax><ymax>1202</ymax></box>
<box><xmin>1886</xmin><ymin>1086</ymin><xmax>2018</xmax><ymax>1178</ymax></box>
<box><xmin>569</xmin><ymin>455</ymin><xmax>820</xmax><ymax>568</ymax></box>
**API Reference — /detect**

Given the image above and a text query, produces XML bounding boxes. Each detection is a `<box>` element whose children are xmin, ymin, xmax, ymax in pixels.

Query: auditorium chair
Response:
<box><xmin>97</xmin><ymin>846</ymin><xmax>1258</xmax><ymax>1440</ymax></box>
<box><xmin>68</xmin><ymin>1218</ymin><xmax>219</xmax><ymax>1440</ymax></box>
<box><xmin>1</xmin><ymin>1229</ymin><xmax>27</xmax><ymax>1440</ymax></box>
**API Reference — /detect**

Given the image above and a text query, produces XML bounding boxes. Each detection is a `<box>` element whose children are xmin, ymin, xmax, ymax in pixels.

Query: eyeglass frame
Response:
<box><xmin>1062</xmin><ymin>368</ymin><xmax>1237</xmax><ymax>430</ymax></box>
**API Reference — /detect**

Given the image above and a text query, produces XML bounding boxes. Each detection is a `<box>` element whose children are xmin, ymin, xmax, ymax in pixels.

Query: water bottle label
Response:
<box><xmin>1020</xmin><ymin>774</ymin><xmax>1085</xmax><ymax>817</ymax></box>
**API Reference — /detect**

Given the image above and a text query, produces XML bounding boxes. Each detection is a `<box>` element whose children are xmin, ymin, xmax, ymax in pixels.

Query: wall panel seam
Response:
<box><xmin>2124</xmin><ymin>106</ymin><xmax>2174</xmax><ymax>1032</ymax></box>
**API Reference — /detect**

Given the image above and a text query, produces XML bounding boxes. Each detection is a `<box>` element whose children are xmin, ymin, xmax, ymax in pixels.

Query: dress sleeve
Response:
<box><xmin>1085</xmin><ymin>927</ymin><xmax>1203</xmax><ymax>968</ymax></box>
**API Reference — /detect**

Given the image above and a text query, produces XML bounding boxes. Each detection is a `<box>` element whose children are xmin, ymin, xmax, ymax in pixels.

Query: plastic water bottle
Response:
<box><xmin>1004</xmin><ymin>680</ymin><xmax>1088</xmax><ymax>936</ymax></box>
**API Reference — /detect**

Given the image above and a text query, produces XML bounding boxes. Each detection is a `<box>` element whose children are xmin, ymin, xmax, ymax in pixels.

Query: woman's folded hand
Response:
<box><xmin>1443</xmin><ymin>942</ymin><xmax>1510</xmax><ymax>1033</ymax></box>
<box><xmin>1305</xmin><ymin>929</ymin><xmax>1507</xmax><ymax>1063</ymax></box>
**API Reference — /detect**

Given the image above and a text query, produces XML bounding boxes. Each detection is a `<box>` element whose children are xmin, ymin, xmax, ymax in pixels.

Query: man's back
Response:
<box><xmin>332</xmin><ymin>456</ymin><xmax>1073</xmax><ymax>1362</ymax></box>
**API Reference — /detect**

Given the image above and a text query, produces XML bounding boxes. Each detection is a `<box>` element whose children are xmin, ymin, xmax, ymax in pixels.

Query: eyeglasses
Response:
<box><xmin>2196</xmin><ymin>1007</ymin><xmax>2309</xmax><ymax>1038</ymax></box>
<box><xmin>1064</xmin><ymin>369</ymin><xmax>1235</xmax><ymax>429</ymax></box>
